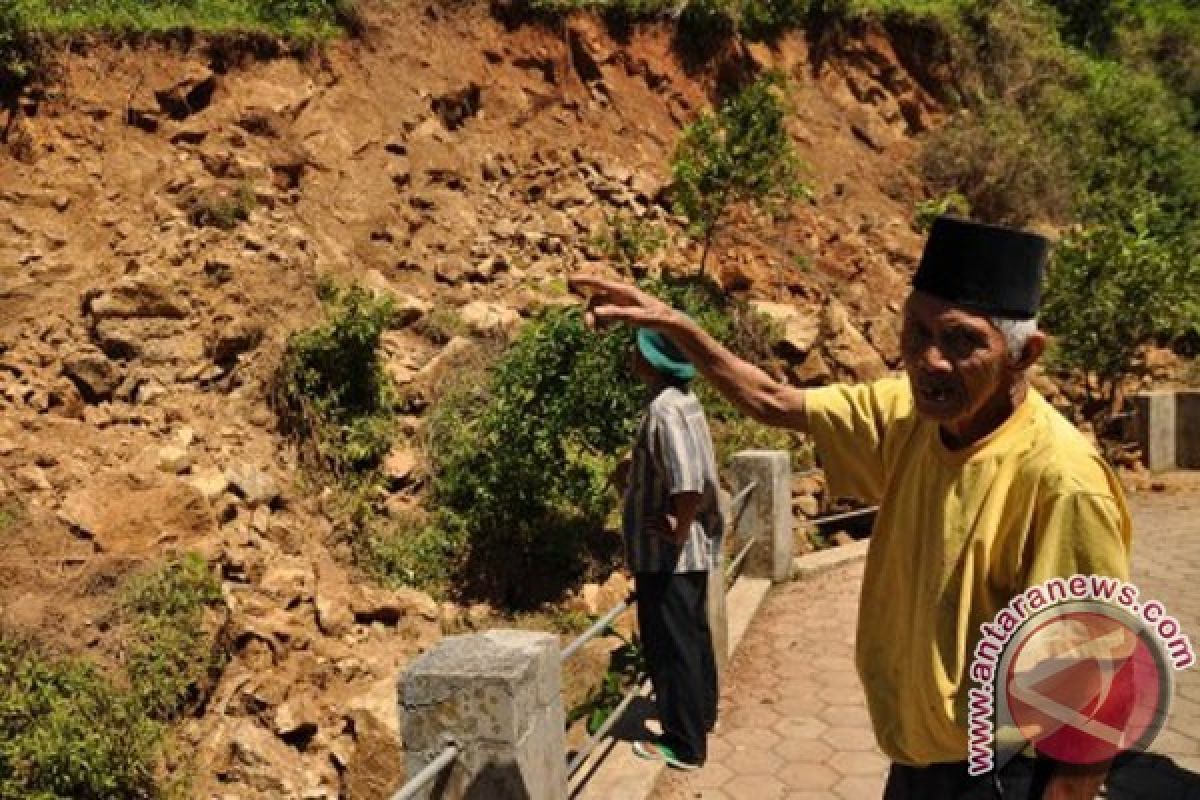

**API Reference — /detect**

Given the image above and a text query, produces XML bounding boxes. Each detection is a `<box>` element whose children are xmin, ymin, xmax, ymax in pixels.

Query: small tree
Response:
<box><xmin>670</xmin><ymin>72</ymin><xmax>809</xmax><ymax>274</ymax></box>
<box><xmin>1041</xmin><ymin>198</ymin><xmax>1200</xmax><ymax>413</ymax></box>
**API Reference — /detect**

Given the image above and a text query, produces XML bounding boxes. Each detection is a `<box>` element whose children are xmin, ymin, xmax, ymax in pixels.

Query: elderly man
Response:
<box><xmin>571</xmin><ymin>216</ymin><xmax>1132</xmax><ymax>800</ymax></box>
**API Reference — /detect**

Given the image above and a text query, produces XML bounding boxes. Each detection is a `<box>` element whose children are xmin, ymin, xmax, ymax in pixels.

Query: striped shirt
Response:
<box><xmin>622</xmin><ymin>386</ymin><xmax>723</xmax><ymax>573</ymax></box>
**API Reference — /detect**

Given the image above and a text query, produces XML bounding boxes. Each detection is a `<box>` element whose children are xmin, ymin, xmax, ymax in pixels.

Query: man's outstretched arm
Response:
<box><xmin>569</xmin><ymin>274</ymin><xmax>809</xmax><ymax>432</ymax></box>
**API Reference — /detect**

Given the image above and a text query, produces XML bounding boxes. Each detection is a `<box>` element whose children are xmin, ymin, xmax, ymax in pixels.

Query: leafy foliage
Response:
<box><xmin>275</xmin><ymin>282</ymin><xmax>397</xmax><ymax>478</ymax></box>
<box><xmin>0</xmin><ymin>640</ymin><xmax>163</xmax><ymax>800</ymax></box>
<box><xmin>567</xmin><ymin>631</ymin><xmax>647</xmax><ymax>734</ymax></box>
<box><xmin>426</xmin><ymin>306</ymin><xmax>639</xmax><ymax>606</ymax></box>
<box><xmin>671</xmin><ymin>72</ymin><xmax>809</xmax><ymax>273</ymax></box>
<box><xmin>1042</xmin><ymin>200</ymin><xmax>1200</xmax><ymax>404</ymax></box>
<box><xmin>591</xmin><ymin>213</ymin><xmax>668</xmax><ymax>271</ymax></box>
<box><xmin>120</xmin><ymin>554</ymin><xmax>225</xmax><ymax>721</ymax></box>
<box><xmin>0</xmin><ymin>554</ymin><xmax>220</xmax><ymax>799</ymax></box>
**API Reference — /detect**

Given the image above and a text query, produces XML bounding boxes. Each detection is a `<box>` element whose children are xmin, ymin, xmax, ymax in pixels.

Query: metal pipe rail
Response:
<box><xmin>808</xmin><ymin>505</ymin><xmax>878</xmax><ymax>526</ymax></box>
<box><xmin>566</xmin><ymin>680</ymin><xmax>645</xmax><ymax>778</ymax></box>
<box><xmin>561</xmin><ymin>592</ymin><xmax>636</xmax><ymax>662</ymax></box>
<box><xmin>391</xmin><ymin>743</ymin><xmax>460</xmax><ymax>800</ymax></box>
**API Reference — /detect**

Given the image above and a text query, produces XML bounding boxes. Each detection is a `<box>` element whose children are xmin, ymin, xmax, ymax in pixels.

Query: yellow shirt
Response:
<box><xmin>804</xmin><ymin>377</ymin><xmax>1132</xmax><ymax>766</ymax></box>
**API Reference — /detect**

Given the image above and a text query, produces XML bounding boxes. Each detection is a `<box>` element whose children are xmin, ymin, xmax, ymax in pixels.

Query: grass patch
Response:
<box><xmin>0</xmin><ymin>639</ymin><xmax>163</xmax><ymax>800</ymax></box>
<box><xmin>3</xmin><ymin>0</ymin><xmax>358</xmax><ymax>41</ymax></box>
<box><xmin>274</xmin><ymin>280</ymin><xmax>397</xmax><ymax>479</ymax></box>
<box><xmin>0</xmin><ymin>553</ymin><xmax>223</xmax><ymax>800</ymax></box>
<box><xmin>120</xmin><ymin>553</ymin><xmax>225</xmax><ymax>721</ymax></box>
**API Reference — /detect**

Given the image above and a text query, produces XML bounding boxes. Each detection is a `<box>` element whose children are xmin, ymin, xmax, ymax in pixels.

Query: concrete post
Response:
<box><xmin>730</xmin><ymin>450</ymin><xmax>793</xmax><ymax>583</ymax></box>
<box><xmin>1177</xmin><ymin>390</ymin><xmax>1200</xmax><ymax>469</ymax></box>
<box><xmin>401</xmin><ymin>630</ymin><xmax>567</xmax><ymax>800</ymax></box>
<box><xmin>1133</xmin><ymin>392</ymin><xmax>1177</xmax><ymax>472</ymax></box>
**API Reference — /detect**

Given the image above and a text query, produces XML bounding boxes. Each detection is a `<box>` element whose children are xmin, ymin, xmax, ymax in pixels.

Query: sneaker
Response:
<box><xmin>631</xmin><ymin>741</ymin><xmax>701</xmax><ymax>771</ymax></box>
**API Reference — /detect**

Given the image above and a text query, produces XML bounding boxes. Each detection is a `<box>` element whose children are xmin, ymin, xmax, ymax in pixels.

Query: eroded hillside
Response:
<box><xmin>0</xmin><ymin>2</ymin><xmax>940</xmax><ymax>796</ymax></box>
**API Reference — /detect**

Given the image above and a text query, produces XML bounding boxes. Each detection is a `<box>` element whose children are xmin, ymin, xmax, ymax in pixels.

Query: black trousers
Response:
<box><xmin>883</xmin><ymin>757</ymin><xmax>1055</xmax><ymax>800</ymax></box>
<box><xmin>636</xmin><ymin>570</ymin><xmax>718</xmax><ymax>764</ymax></box>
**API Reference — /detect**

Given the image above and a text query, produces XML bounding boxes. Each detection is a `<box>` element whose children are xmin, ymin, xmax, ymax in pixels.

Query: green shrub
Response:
<box><xmin>672</xmin><ymin>72</ymin><xmax>809</xmax><ymax>273</ymax></box>
<box><xmin>919</xmin><ymin>103</ymin><xmax>1072</xmax><ymax>226</ymax></box>
<box><xmin>739</xmin><ymin>0</ymin><xmax>807</xmax><ymax>40</ymax></box>
<box><xmin>184</xmin><ymin>184</ymin><xmax>257</xmax><ymax>230</ymax></box>
<box><xmin>0</xmin><ymin>639</ymin><xmax>163</xmax><ymax>800</ymax></box>
<box><xmin>275</xmin><ymin>282</ymin><xmax>397</xmax><ymax>478</ymax></box>
<box><xmin>1042</xmin><ymin>198</ymin><xmax>1200</xmax><ymax>407</ymax></box>
<box><xmin>591</xmin><ymin>213</ymin><xmax>668</xmax><ymax>271</ymax></box>
<box><xmin>914</xmin><ymin>191</ymin><xmax>970</xmax><ymax>231</ymax></box>
<box><xmin>358</xmin><ymin>511</ymin><xmax>469</xmax><ymax>598</ymax></box>
<box><xmin>120</xmin><ymin>554</ymin><xmax>225</xmax><ymax>721</ymax></box>
<box><xmin>426</xmin><ymin>306</ymin><xmax>640</xmax><ymax>605</ymax></box>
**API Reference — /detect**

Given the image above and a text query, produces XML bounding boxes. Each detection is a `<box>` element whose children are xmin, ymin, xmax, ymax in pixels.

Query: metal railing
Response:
<box><xmin>391</xmin><ymin>742</ymin><xmax>461</xmax><ymax>800</ymax></box>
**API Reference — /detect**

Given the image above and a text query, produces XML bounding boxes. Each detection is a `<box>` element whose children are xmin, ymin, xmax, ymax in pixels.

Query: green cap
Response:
<box><xmin>636</xmin><ymin>329</ymin><xmax>696</xmax><ymax>382</ymax></box>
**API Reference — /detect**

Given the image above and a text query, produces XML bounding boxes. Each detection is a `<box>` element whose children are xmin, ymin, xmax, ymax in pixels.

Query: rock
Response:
<box><xmin>62</xmin><ymin>348</ymin><xmax>121</xmax><ymax>402</ymax></box>
<box><xmin>261</xmin><ymin>558</ymin><xmax>315</xmax><ymax>608</ymax></box>
<box><xmin>794</xmin><ymin>494</ymin><xmax>820</xmax><ymax>518</ymax></box>
<box><xmin>15</xmin><ymin>466</ymin><xmax>52</xmax><ymax>491</ymax></box>
<box><xmin>224</xmin><ymin>464</ymin><xmax>281</xmax><ymax>509</ymax></box>
<box><xmin>219</xmin><ymin>719</ymin><xmax>309</xmax><ymax>795</ymax></box>
<box><xmin>791</xmin><ymin>349</ymin><xmax>833</xmax><ymax>386</ymax></box>
<box><xmin>434</xmin><ymin>257</ymin><xmax>467</xmax><ymax>285</ymax></box>
<box><xmin>351</xmin><ymin>585</ymin><xmax>440</xmax><ymax>625</ymax></box>
<box><xmin>381</xmin><ymin>446</ymin><xmax>419</xmax><ymax>488</ymax></box>
<box><xmin>207</xmin><ymin>317</ymin><xmax>264</xmax><ymax>365</ymax></box>
<box><xmin>188</xmin><ymin>466</ymin><xmax>229</xmax><ymax>503</ymax></box>
<box><xmin>750</xmin><ymin>301</ymin><xmax>820</xmax><ymax>359</ymax></box>
<box><xmin>58</xmin><ymin>474</ymin><xmax>214</xmax><ymax>553</ymax></box>
<box><xmin>84</xmin><ymin>275</ymin><xmax>190</xmax><ymax>320</ymax></box>
<box><xmin>342</xmin><ymin>709</ymin><xmax>404</xmax><ymax>800</ymax></box>
<box><xmin>824</xmin><ymin>300</ymin><xmax>888</xmax><ymax>381</ymax></box>
<box><xmin>157</xmin><ymin>445</ymin><xmax>193</xmax><ymax>474</ymax></box>
<box><xmin>458</xmin><ymin>301</ymin><xmax>520</xmax><ymax>338</ymax></box>
<box><xmin>273</xmin><ymin>695</ymin><xmax>320</xmax><ymax>748</ymax></box>
<box><xmin>314</xmin><ymin>556</ymin><xmax>355</xmax><ymax>637</ymax></box>
<box><xmin>363</xmin><ymin>270</ymin><xmax>432</xmax><ymax>326</ymax></box>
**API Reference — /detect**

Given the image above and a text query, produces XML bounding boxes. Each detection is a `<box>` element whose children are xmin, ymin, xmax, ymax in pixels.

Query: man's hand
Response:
<box><xmin>648</xmin><ymin>491</ymin><xmax>702</xmax><ymax>546</ymax></box>
<box><xmin>647</xmin><ymin>513</ymin><xmax>690</xmax><ymax>546</ymax></box>
<box><xmin>568</xmin><ymin>274</ymin><xmax>676</xmax><ymax>331</ymax></box>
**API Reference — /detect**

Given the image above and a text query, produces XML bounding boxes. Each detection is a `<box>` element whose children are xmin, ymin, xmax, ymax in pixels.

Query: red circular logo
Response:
<box><xmin>1002</xmin><ymin>605</ymin><xmax>1172</xmax><ymax>765</ymax></box>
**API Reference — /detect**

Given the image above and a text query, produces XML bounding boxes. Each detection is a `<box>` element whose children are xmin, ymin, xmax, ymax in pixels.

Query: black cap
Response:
<box><xmin>912</xmin><ymin>216</ymin><xmax>1051</xmax><ymax>320</ymax></box>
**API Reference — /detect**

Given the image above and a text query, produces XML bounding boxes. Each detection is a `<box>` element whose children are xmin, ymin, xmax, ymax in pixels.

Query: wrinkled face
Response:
<box><xmin>901</xmin><ymin>290</ymin><xmax>1012</xmax><ymax>427</ymax></box>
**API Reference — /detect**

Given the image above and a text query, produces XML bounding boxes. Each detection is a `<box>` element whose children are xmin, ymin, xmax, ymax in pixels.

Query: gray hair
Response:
<box><xmin>989</xmin><ymin>316</ymin><xmax>1039</xmax><ymax>364</ymax></box>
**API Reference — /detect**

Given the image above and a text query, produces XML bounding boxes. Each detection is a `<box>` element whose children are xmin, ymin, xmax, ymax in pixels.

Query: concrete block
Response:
<box><xmin>1133</xmin><ymin>392</ymin><xmax>1177</xmax><ymax>472</ymax></box>
<box><xmin>401</xmin><ymin>630</ymin><xmax>567</xmax><ymax>799</ymax></box>
<box><xmin>729</xmin><ymin>450</ymin><xmax>793</xmax><ymax>583</ymax></box>
<box><xmin>1178</xmin><ymin>390</ymin><xmax>1200</xmax><ymax>469</ymax></box>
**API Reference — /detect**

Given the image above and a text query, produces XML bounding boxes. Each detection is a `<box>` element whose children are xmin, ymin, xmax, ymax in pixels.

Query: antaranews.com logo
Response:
<box><xmin>967</xmin><ymin>574</ymin><xmax>1196</xmax><ymax>776</ymax></box>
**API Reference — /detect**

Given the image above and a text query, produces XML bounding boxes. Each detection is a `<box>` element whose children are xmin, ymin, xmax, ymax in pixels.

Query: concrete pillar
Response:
<box><xmin>401</xmin><ymin>630</ymin><xmax>567</xmax><ymax>800</ymax></box>
<box><xmin>1133</xmin><ymin>392</ymin><xmax>1177</xmax><ymax>472</ymax></box>
<box><xmin>730</xmin><ymin>450</ymin><xmax>793</xmax><ymax>583</ymax></box>
<box><xmin>1177</xmin><ymin>390</ymin><xmax>1200</xmax><ymax>469</ymax></box>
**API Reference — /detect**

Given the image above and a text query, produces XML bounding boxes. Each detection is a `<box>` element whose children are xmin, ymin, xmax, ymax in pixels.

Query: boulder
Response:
<box><xmin>750</xmin><ymin>301</ymin><xmax>820</xmax><ymax>359</ymax></box>
<box><xmin>61</xmin><ymin>348</ymin><xmax>122</xmax><ymax>402</ymax></box>
<box><xmin>823</xmin><ymin>300</ymin><xmax>887</xmax><ymax>382</ymax></box>
<box><xmin>84</xmin><ymin>275</ymin><xmax>190</xmax><ymax>320</ymax></box>
<box><xmin>58</xmin><ymin>474</ymin><xmax>215</xmax><ymax>553</ymax></box>
<box><xmin>225</xmin><ymin>464</ymin><xmax>281</xmax><ymax>509</ymax></box>
<box><xmin>458</xmin><ymin>301</ymin><xmax>520</xmax><ymax>338</ymax></box>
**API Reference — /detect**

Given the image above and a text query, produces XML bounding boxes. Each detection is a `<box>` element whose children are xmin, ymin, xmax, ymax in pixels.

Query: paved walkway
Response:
<box><xmin>654</xmin><ymin>488</ymin><xmax>1200</xmax><ymax>799</ymax></box>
